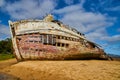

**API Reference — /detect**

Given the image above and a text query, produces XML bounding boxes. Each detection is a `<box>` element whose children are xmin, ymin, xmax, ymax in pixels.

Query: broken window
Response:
<box><xmin>62</xmin><ymin>43</ymin><xmax>64</xmax><ymax>47</ymax></box>
<box><xmin>69</xmin><ymin>37</ymin><xmax>72</xmax><ymax>41</ymax></box>
<box><xmin>43</xmin><ymin>35</ymin><xmax>47</xmax><ymax>44</ymax></box>
<box><xmin>61</xmin><ymin>36</ymin><xmax>64</xmax><ymax>39</ymax></box>
<box><xmin>34</xmin><ymin>36</ymin><xmax>38</xmax><ymax>38</ymax></box>
<box><xmin>17</xmin><ymin>37</ymin><xmax>21</xmax><ymax>41</ymax></box>
<box><xmin>72</xmin><ymin>38</ymin><xmax>74</xmax><ymax>41</ymax></box>
<box><xmin>67</xmin><ymin>37</ymin><xmax>69</xmax><ymax>40</ymax></box>
<box><xmin>53</xmin><ymin>36</ymin><xmax>56</xmax><ymax>45</ymax></box>
<box><xmin>65</xmin><ymin>37</ymin><xmax>67</xmax><ymax>40</ymax></box>
<box><xmin>34</xmin><ymin>41</ymin><xmax>38</xmax><ymax>43</ymax></box>
<box><xmin>53</xmin><ymin>43</ymin><xmax>56</xmax><ymax>46</ymax></box>
<box><xmin>35</xmin><ymin>49</ymin><xmax>38</xmax><ymax>51</ymax></box>
<box><xmin>41</xmin><ymin>35</ymin><xmax>44</xmax><ymax>43</ymax></box>
<box><xmin>29</xmin><ymin>40</ymin><xmax>33</xmax><ymax>42</ymax></box>
<box><xmin>57</xmin><ymin>43</ymin><xmax>60</xmax><ymax>46</ymax></box>
<box><xmin>66</xmin><ymin>44</ymin><xmax>69</xmax><ymax>47</ymax></box>
<box><xmin>40</xmin><ymin>34</ymin><xmax>56</xmax><ymax>45</ymax></box>
<box><xmin>57</xmin><ymin>36</ymin><xmax>60</xmax><ymax>39</ymax></box>
<box><xmin>48</xmin><ymin>35</ymin><xmax>53</xmax><ymax>44</ymax></box>
<box><xmin>39</xmin><ymin>35</ymin><xmax>42</xmax><ymax>43</ymax></box>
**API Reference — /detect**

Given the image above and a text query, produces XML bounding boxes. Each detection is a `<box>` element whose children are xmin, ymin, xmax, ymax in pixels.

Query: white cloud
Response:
<box><xmin>0</xmin><ymin>0</ymin><xmax>5</xmax><ymax>7</ymax></box>
<box><xmin>86</xmin><ymin>28</ymin><xmax>108</xmax><ymax>41</ymax></box>
<box><xmin>54</xmin><ymin>3</ymin><xmax>115</xmax><ymax>33</ymax></box>
<box><xmin>54</xmin><ymin>0</ymin><xmax>85</xmax><ymax>14</ymax></box>
<box><xmin>86</xmin><ymin>28</ymin><xmax>120</xmax><ymax>43</ymax></box>
<box><xmin>0</xmin><ymin>24</ymin><xmax>10</xmax><ymax>40</ymax></box>
<box><xmin>54</xmin><ymin>4</ymin><xmax>83</xmax><ymax>14</ymax></box>
<box><xmin>0</xmin><ymin>20</ymin><xmax>10</xmax><ymax>38</ymax></box>
<box><xmin>101</xmin><ymin>35</ymin><xmax>120</xmax><ymax>42</ymax></box>
<box><xmin>4</xmin><ymin>0</ymin><xmax>56</xmax><ymax>19</ymax></box>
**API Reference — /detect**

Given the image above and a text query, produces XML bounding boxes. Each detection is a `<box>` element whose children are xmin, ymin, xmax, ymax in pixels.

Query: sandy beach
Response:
<box><xmin>0</xmin><ymin>59</ymin><xmax>120</xmax><ymax>80</ymax></box>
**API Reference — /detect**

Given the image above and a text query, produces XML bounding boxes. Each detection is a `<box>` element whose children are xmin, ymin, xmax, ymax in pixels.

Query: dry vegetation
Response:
<box><xmin>0</xmin><ymin>59</ymin><xmax>120</xmax><ymax>80</ymax></box>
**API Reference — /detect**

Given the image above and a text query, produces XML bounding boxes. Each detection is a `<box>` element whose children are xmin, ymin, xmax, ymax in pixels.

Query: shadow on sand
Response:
<box><xmin>0</xmin><ymin>72</ymin><xmax>20</xmax><ymax>80</ymax></box>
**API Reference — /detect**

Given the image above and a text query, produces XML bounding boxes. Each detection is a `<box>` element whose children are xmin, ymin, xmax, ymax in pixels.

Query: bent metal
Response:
<box><xmin>9</xmin><ymin>14</ymin><xmax>110</xmax><ymax>61</ymax></box>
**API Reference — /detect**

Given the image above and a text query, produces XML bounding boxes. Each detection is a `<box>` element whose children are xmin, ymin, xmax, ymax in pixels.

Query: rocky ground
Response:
<box><xmin>0</xmin><ymin>59</ymin><xmax>120</xmax><ymax>80</ymax></box>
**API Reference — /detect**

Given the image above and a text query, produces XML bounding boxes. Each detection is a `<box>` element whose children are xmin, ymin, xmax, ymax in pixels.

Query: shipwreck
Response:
<box><xmin>9</xmin><ymin>14</ymin><xmax>110</xmax><ymax>61</ymax></box>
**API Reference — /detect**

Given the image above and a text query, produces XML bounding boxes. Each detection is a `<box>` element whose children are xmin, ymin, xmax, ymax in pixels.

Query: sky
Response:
<box><xmin>0</xmin><ymin>0</ymin><xmax>120</xmax><ymax>55</ymax></box>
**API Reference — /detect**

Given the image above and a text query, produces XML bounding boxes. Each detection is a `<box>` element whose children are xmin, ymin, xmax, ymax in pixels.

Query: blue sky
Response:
<box><xmin>0</xmin><ymin>0</ymin><xmax>120</xmax><ymax>55</ymax></box>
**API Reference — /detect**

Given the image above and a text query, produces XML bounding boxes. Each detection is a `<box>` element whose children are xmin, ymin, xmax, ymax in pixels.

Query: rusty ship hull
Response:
<box><xmin>9</xmin><ymin>15</ymin><xmax>109</xmax><ymax>61</ymax></box>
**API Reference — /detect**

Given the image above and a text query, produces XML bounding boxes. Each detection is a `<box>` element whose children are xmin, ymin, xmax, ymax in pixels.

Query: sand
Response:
<box><xmin>0</xmin><ymin>59</ymin><xmax>120</xmax><ymax>80</ymax></box>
